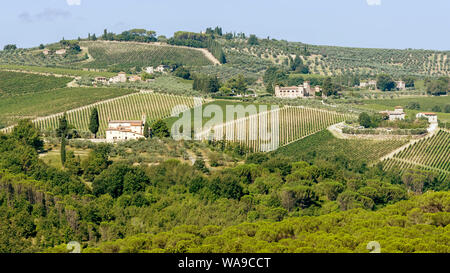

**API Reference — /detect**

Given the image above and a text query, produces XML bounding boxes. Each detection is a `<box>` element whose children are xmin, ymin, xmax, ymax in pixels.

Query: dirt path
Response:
<box><xmin>82</xmin><ymin>40</ymin><xmax>221</xmax><ymax>66</ymax></box>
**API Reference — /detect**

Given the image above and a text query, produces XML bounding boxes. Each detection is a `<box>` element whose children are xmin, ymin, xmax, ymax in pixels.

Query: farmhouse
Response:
<box><xmin>55</xmin><ymin>49</ymin><xmax>66</xmax><ymax>55</ymax></box>
<box><xmin>380</xmin><ymin>106</ymin><xmax>405</xmax><ymax>121</ymax></box>
<box><xmin>360</xmin><ymin>80</ymin><xmax>377</xmax><ymax>88</ymax></box>
<box><xmin>109</xmin><ymin>72</ymin><xmax>127</xmax><ymax>84</ymax></box>
<box><xmin>106</xmin><ymin>120</ymin><xmax>145</xmax><ymax>141</ymax></box>
<box><xmin>129</xmin><ymin>75</ymin><xmax>142</xmax><ymax>82</ymax></box>
<box><xmin>155</xmin><ymin>65</ymin><xmax>170</xmax><ymax>73</ymax></box>
<box><xmin>396</xmin><ymin>81</ymin><xmax>406</xmax><ymax>90</ymax></box>
<box><xmin>145</xmin><ymin>66</ymin><xmax>154</xmax><ymax>74</ymax></box>
<box><xmin>43</xmin><ymin>49</ymin><xmax>50</xmax><ymax>55</ymax></box>
<box><xmin>275</xmin><ymin>82</ymin><xmax>312</xmax><ymax>98</ymax></box>
<box><xmin>94</xmin><ymin>77</ymin><xmax>107</xmax><ymax>83</ymax></box>
<box><xmin>416</xmin><ymin>112</ymin><xmax>438</xmax><ymax>123</ymax></box>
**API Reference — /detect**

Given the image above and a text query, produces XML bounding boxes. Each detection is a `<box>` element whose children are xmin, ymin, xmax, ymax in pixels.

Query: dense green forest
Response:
<box><xmin>0</xmin><ymin>120</ymin><xmax>448</xmax><ymax>253</ymax></box>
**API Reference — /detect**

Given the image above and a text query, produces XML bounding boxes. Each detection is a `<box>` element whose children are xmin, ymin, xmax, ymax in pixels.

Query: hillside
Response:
<box><xmin>219</xmin><ymin>38</ymin><xmax>450</xmax><ymax>78</ymax></box>
<box><xmin>80</xmin><ymin>41</ymin><xmax>214</xmax><ymax>71</ymax></box>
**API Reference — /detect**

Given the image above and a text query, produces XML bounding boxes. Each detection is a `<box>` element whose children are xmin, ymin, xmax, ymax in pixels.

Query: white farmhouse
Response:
<box><xmin>106</xmin><ymin>120</ymin><xmax>145</xmax><ymax>141</ymax></box>
<box><xmin>109</xmin><ymin>72</ymin><xmax>127</xmax><ymax>84</ymax></box>
<box><xmin>396</xmin><ymin>81</ymin><xmax>406</xmax><ymax>90</ymax></box>
<box><xmin>274</xmin><ymin>82</ymin><xmax>312</xmax><ymax>99</ymax></box>
<box><xmin>145</xmin><ymin>66</ymin><xmax>154</xmax><ymax>74</ymax></box>
<box><xmin>416</xmin><ymin>112</ymin><xmax>438</xmax><ymax>123</ymax></box>
<box><xmin>380</xmin><ymin>106</ymin><xmax>405</xmax><ymax>121</ymax></box>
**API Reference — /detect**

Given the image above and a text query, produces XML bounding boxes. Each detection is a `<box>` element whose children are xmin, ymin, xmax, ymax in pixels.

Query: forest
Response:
<box><xmin>0</xmin><ymin>120</ymin><xmax>448</xmax><ymax>253</ymax></box>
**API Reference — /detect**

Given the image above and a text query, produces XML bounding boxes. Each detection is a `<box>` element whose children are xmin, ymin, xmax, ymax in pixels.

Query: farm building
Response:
<box><xmin>55</xmin><ymin>49</ymin><xmax>66</xmax><ymax>55</ymax></box>
<box><xmin>416</xmin><ymin>112</ymin><xmax>438</xmax><ymax>123</ymax></box>
<box><xmin>129</xmin><ymin>75</ymin><xmax>142</xmax><ymax>82</ymax></box>
<box><xmin>360</xmin><ymin>80</ymin><xmax>377</xmax><ymax>88</ymax></box>
<box><xmin>109</xmin><ymin>72</ymin><xmax>127</xmax><ymax>84</ymax></box>
<box><xmin>94</xmin><ymin>77</ymin><xmax>107</xmax><ymax>83</ymax></box>
<box><xmin>380</xmin><ymin>106</ymin><xmax>405</xmax><ymax>121</ymax></box>
<box><xmin>396</xmin><ymin>81</ymin><xmax>406</xmax><ymax>90</ymax></box>
<box><xmin>145</xmin><ymin>67</ymin><xmax>154</xmax><ymax>74</ymax></box>
<box><xmin>106</xmin><ymin>120</ymin><xmax>145</xmax><ymax>141</ymax></box>
<box><xmin>155</xmin><ymin>65</ymin><xmax>170</xmax><ymax>73</ymax></box>
<box><xmin>275</xmin><ymin>82</ymin><xmax>313</xmax><ymax>98</ymax></box>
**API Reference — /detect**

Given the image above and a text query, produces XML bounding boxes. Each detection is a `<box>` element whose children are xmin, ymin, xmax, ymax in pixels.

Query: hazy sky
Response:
<box><xmin>1</xmin><ymin>0</ymin><xmax>449</xmax><ymax>50</ymax></box>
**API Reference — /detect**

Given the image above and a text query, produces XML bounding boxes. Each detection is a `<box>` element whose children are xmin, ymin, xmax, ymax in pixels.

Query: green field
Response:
<box><xmin>273</xmin><ymin>130</ymin><xmax>409</xmax><ymax>171</ymax></box>
<box><xmin>81</xmin><ymin>41</ymin><xmax>212</xmax><ymax>70</ymax></box>
<box><xmin>0</xmin><ymin>87</ymin><xmax>135</xmax><ymax>127</ymax></box>
<box><xmin>0</xmin><ymin>71</ymin><xmax>72</xmax><ymax>96</ymax></box>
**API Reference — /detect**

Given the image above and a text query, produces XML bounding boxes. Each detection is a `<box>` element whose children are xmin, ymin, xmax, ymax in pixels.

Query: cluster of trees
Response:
<box><xmin>425</xmin><ymin>76</ymin><xmax>449</xmax><ymax>96</ymax></box>
<box><xmin>3</xmin><ymin>44</ymin><xmax>17</xmax><ymax>51</ymax></box>
<box><xmin>376</xmin><ymin>74</ymin><xmax>396</xmax><ymax>91</ymax></box>
<box><xmin>168</xmin><ymin>31</ymin><xmax>226</xmax><ymax>64</ymax></box>
<box><xmin>358</xmin><ymin>112</ymin><xmax>383</xmax><ymax>128</ymax></box>
<box><xmin>192</xmin><ymin>73</ymin><xmax>250</xmax><ymax>95</ymax></box>
<box><xmin>288</xmin><ymin>55</ymin><xmax>309</xmax><ymax>74</ymax></box>
<box><xmin>99</xmin><ymin>28</ymin><xmax>157</xmax><ymax>43</ymax></box>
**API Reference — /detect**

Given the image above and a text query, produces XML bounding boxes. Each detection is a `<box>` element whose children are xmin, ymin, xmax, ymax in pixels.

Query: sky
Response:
<box><xmin>1</xmin><ymin>0</ymin><xmax>449</xmax><ymax>51</ymax></box>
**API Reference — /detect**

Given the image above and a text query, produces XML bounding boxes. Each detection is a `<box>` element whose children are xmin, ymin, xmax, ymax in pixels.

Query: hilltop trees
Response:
<box><xmin>248</xmin><ymin>34</ymin><xmax>258</xmax><ymax>46</ymax></box>
<box><xmin>89</xmin><ymin>108</ymin><xmax>99</xmax><ymax>138</ymax></box>
<box><xmin>3</xmin><ymin>44</ymin><xmax>17</xmax><ymax>51</ymax></box>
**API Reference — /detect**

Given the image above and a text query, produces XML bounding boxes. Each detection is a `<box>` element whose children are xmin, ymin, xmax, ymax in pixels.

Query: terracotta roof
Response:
<box><xmin>420</xmin><ymin>112</ymin><xmax>437</xmax><ymax>116</ymax></box>
<box><xmin>109</xmin><ymin>120</ymin><xmax>142</xmax><ymax>124</ymax></box>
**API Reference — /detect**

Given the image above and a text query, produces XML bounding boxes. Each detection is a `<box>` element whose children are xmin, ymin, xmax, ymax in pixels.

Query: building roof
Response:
<box><xmin>395</xmin><ymin>106</ymin><xmax>403</xmax><ymax>109</ymax></box>
<box><xmin>106</xmin><ymin>128</ymin><xmax>144</xmax><ymax>136</ymax></box>
<box><xmin>419</xmin><ymin>112</ymin><xmax>437</xmax><ymax>116</ymax></box>
<box><xmin>109</xmin><ymin>120</ymin><xmax>143</xmax><ymax>125</ymax></box>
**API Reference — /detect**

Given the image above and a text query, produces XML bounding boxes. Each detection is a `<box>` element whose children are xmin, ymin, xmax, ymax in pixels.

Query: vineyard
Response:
<box><xmin>6</xmin><ymin>92</ymin><xmax>203</xmax><ymax>137</ymax></box>
<box><xmin>383</xmin><ymin>130</ymin><xmax>450</xmax><ymax>181</ymax></box>
<box><xmin>0</xmin><ymin>87</ymin><xmax>135</xmax><ymax>127</ymax></box>
<box><xmin>81</xmin><ymin>41</ymin><xmax>213</xmax><ymax>70</ymax></box>
<box><xmin>273</xmin><ymin>129</ymin><xmax>409</xmax><ymax>171</ymax></box>
<box><xmin>195</xmin><ymin>106</ymin><xmax>355</xmax><ymax>152</ymax></box>
<box><xmin>0</xmin><ymin>71</ymin><xmax>72</xmax><ymax>96</ymax></box>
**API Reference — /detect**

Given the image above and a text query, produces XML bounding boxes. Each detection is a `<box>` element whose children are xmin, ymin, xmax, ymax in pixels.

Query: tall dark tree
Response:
<box><xmin>58</xmin><ymin>113</ymin><xmax>69</xmax><ymax>166</ymax></box>
<box><xmin>89</xmin><ymin>108</ymin><xmax>99</xmax><ymax>138</ymax></box>
<box><xmin>60</xmin><ymin>137</ymin><xmax>67</xmax><ymax>166</ymax></box>
<box><xmin>151</xmin><ymin>119</ymin><xmax>170</xmax><ymax>138</ymax></box>
<box><xmin>143</xmin><ymin>121</ymin><xmax>150</xmax><ymax>138</ymax></box>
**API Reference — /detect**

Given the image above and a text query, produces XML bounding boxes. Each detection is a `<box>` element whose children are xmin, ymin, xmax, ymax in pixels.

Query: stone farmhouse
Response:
<box><xmin>106</xmin><ymin>119</ymin><xmax>146</xmax><ymax>141</ymax></box>
<box><xmin>396</xmin><ymin>81</ymin><xmax>406</xmax><ymax>90</ymax></box>
<box><xmin>416</xmin><ymin>112</ymin><xmax>438</xmax><ymax>123</ymax></box>
<box><xmin>379</xmin><ymin>106</ymin><xmax>405</xmax><ymax>121</ymax></box>
<box><xmin>274</xmin><ymin>82</ymin><xmax>315</xmax><ymax>98</ymax></box>
<box><xmin>129</xmin><ymin>75</ymin><xmax>142</xmax><ymax>82</ymax></box>
<box><xmin>360</xmin><ymin>80</ymin><xmax>377</xmax><ymax>88</ymax></box>
<box><xmin>109</xmin><ymin>72</ymin><xmax>127</xmax><ymax>84</ymax></box>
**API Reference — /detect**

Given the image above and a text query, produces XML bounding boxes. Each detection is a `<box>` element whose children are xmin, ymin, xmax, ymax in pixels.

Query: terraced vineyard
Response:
<box><xmin>196</xmin><ymin>106</ymin><xmax>355</xmax><ymax>152</ymax></box>
<box><xmin>18</xmin><ymin>92</ymin><xmax>202</xmax><ymax>137</ymax></box>
<box><xmin>384</xmin><ymin>130</ymin><xmax>450</xmax><ymax>181</ymax></box>
<box><xmin>81</xmin><ymin>41</ymin><xmax>213</xmax><ymax>70</ymax></box>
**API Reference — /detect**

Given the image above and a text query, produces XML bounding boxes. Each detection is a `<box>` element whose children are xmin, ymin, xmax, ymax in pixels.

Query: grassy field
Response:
<box><xmin>273</xmin><ymin>130</ymin><xmax>409</xmax><ymax>171</ymax></box>
<box><xmin>0</xmin><ymin>64</ymin><xmax>116</xmax><ymax>77</ymax></box>
<box><xmin>81</xmin><ymin>41</ymin><xmax>212</xmax><ymax>70</ymax></box>
<box><xmin>0</xmin><ymin>70</ymin><xmax>72</xmax><ymax>96</ymax></box>
<box><xmin>0</xmin><ymin>87</ymin><xmax>135</xmax><ymax>127</ymax></box>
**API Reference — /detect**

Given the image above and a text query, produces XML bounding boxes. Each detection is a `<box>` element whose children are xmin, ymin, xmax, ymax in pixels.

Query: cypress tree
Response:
<box><xmin>144</xmin><ymin>121</ymin><xmax>150</xmax><ymax>138</ymax></box>
<box><xmin>61</xmin><ymin>137</ymin><xmax>66</xmax><ymax>166</ymax></box>
<box><xmin>89</xmin><ymin>107</ymin><xmax>99</xmax><ymax>138</ymax></box>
